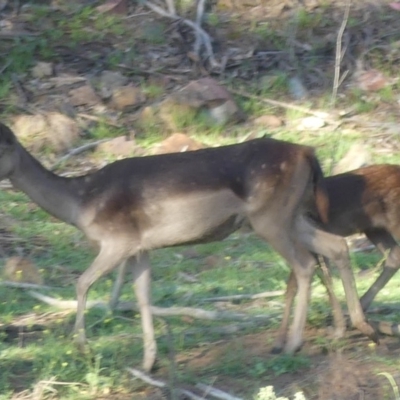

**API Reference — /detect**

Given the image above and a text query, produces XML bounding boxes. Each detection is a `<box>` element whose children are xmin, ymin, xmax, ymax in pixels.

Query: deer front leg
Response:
<box><xmin>131</xmin><ymin>252</ymin><xmax>157</xmax><ymax>372</ymax></box>
<box><xmin>74</xmin><ymin>245</ymin><xmax>127</xmax><ymax>349</ymax></box>
<box><xmin>272</xmin><ymin>270</ymin><xmax>297</xmax><ymax>353</ymax></box>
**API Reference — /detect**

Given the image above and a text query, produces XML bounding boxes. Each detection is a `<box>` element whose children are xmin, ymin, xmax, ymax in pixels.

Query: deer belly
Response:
<box><xmin>141</xmin><ymin>189</ymin><xmax>244</xmax><ymax>248</ymax></box>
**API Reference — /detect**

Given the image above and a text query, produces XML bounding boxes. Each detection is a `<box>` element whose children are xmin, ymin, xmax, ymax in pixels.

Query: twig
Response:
<box><xmin>28</xmin><ymin>291</ymin><xmax>273</xmax><ymax>322</ymax></box>
<box><xmin>0</xmin><ymin>59</ymin><xmax>12</xmax><ymax>74</ymax></box>
<box><xmin>182</xmin><ymin>320</ymin><xmax>274</xmax><ymax>336</ymax></box>
<box><xmin>77</xmin><ymin>113</ymin><xmax>123</xmax><ymax>128</ymax></box>
<box><xmin>142</xmin><ymin>0</ymin><xmax>220</xmax><ymax>68</ymax></box>
<box><xmin>0</xmin><ymin>281</ymin><xmax>55</xmax><ymax>290</ymax></box>
<box><xmin>165</xmin><ymin>0</ymin><xmax>176</xmax><ymax>15</ymax></box>
<box><xmin>193</xmin><ymin>0</ymin><xmax>207</xmax><ymax>56</ymax></box>
<box><xmin>11</xmin><ymin>73</ymin><xmax>28</xmax><ymax>106</ymax></box>
<box><xmin>51</xmin><ymin>139</ymin><xmax>110</xmax><ymax>170</ymax></box>
<box><xmin>127</xmin><ymin>368</ymin><xmax>204</xmax><ymax>400</ymax></box>
<box><xmin>331</xmin><ymin>0</ymin><xmax>351</xmax><ymax>106</ymax></box>
<box><xmin>229</xmin><ymin>88</ymin><xmax>335</xmax><ymax>121</ymax></box>
<box><xmin>196</xmin><ymin>383</ymin><xmax>243</xmax><ymax>400</ymax></box>
<box><xmin>202</xmin><ymin>290</ymin><xmax>284</xmax><ymax>302</ymax></box>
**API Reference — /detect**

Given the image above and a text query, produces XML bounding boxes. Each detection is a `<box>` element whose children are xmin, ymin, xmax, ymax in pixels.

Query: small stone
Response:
<box><xmin>97</xmin><ymin>136</ymin><xmax>137</xmax><ymax>158</ymax></box>
<box><xmin>69</xmin><ymin>85</ymin><xmax>100</xmax><ymax>107</ymax></box>
<box><xmin>288</xmin><ymin>76</ymin><xmax>308</xmax><ymax>100</ymax></box>
<box><xmin>254</xmin><ymin>115</ymin><xmax>283</xmax><ymax>128</ymax></box>
<box><xmin>111</xmin><ymin>85</ymin><xmax>146</xmax><ymax>110</ymax></box>
<box><xmin>12</xmin><ymin>112</ymin><xmax>80</xmax><ymax>152</ymax></box>
<box><xmin>98</xmin><ymin>70</ymin><xmax>129</xmax><ymax>99</ymax></box>
<box><xmin>297</xmin><ymin>116</ymin><xmax>325</xmax><ymax>130</ymax></box>
<box><xmin>152</xmin><ymin>133</ymin><xmax>204</xmax><ymax>155</ymax></box>
<box><xmin>95</xmin><ymin>0</ymin><xmax>128</xmax><ymax>14</ymax></box>
<box><xmin>31</xmin><ymin>61</ymin><xmax>53</xmax><ymax>79</ymax></box>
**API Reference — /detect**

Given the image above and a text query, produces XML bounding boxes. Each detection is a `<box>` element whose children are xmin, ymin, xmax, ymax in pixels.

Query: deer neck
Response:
<box><xmin>9</xmin><ymin>145</ymin><xmax>82</xmax><ymax>226</ymax></box>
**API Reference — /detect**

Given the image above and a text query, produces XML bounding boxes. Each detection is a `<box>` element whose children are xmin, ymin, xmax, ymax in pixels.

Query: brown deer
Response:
<box><xmin>0</xmin><ymin>123</ymin><xmax>376</xmax><ymax>371</ymax></box>
<box><xmin>278</xmin><ymin>164</ymin><xmax>400</xmax><ymax>343</ymax></box>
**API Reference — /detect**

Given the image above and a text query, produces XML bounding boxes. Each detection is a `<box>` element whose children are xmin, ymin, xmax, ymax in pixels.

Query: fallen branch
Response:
<box><xmin>28</xmin><ymin>291</ymin><xmax>273</xmax><ymax>322</ymax></box>
<box><xmin>196</xmin><ymin>383</ymin><xmax>243</xmax><ymax>400</ymax></box>
<box><xmin>229</xmin><ymin>88</ymin><xmax>337</xmax><ymax>122</ymax></box>
<box><xmin>182</xmin><ymin>319</ymin><xmax>274</xmax><ymax>336</ymax></box>
<box><xmin>0</xmin><ymin>281</ymin><xmax>55</xmax><ymax>290</ymax></box>
<box><xmin>331</xmin><ymin>0</ymin><xmax>351</xmax><ymax>106</ymax></box>
<box><xmin>51</xmin><ymin>139</ymin><xmax>110</xmax><ymax>170</ymax></box>
<box><xmin>142</xmin><ymin>0</ymin><xmax>220</xmax><ymax>68</ymax></box>
<box><xmin>202</xmin><ymin>290</ymin><xmax>284</xmax><ymax>302</ymax></box>
<box><xmin>127</xmin><ymin>368</ymin><xmax>203</xmax><ymax>400</ymax></box>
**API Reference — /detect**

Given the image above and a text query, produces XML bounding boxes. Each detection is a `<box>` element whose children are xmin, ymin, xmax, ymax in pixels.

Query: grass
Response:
<box><xmin>1</xmin><ymin>179</ymin><xmax>400</xmax><ymax>398</ymax></box>
<box><xmin>1</xmin><ymin>1</ymin><xmax>400</xmax><ymax>398</ymax></box>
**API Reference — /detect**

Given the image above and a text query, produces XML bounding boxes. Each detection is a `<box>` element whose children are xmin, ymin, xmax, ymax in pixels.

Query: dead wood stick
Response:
<box><xmin>229</xmin><ymin>88</ymin><xmax>335</xmax><ymax>121</ymax></box>
<box><xmin>331</xmin><ymin>0</ymin><xmax>351</xmax><ymax>105</ymax></box>
<box><xmin>182</xmin><ymin>319</ymin><xmax>274</xmax><ymax>336</ymax></box>
<box><xmin>0</xmin><ymin>281</ymin><xmax>55</xmax><ymax>290</ymax></box>
<box><xmin>127</xmin><ymin>368</ymin><xmax>204</xmax><ymax>400</ymax></box>
<box><xmin>28</xmin><ymin>291</ymin><xmax>272</xmax><ymax>322</ymax></box>
<box><xmin>142</xmin><ymin>0</ymin><xmax>220</xmax><ymax>68</ymax></box>
<box><xmin>51</xmin><ymin>139</ymin><xmax>110</xmax><ymax>170</ymax></box>
<box><xmin>202</xmin><ymin>290</ymin><xmax>284</xmax><ymax>302</ymax></box>
<box><xmin>193</xmin><ymin>0</ymin><xmax>207</xmax><ymax>55</ymax></box>
<box><xmin>196</xmin><ymin>383</ymin><xmax>243</xmax><ymax>400</ymax></box>
<box><xmin>76</xmin><ymin>113</ymin><xmax>123</xmax><ymax>128</ymax></box>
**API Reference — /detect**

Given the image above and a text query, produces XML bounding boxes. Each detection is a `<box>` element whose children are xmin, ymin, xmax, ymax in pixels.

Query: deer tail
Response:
<box><xmin>306</xmin><ymin>151</ymin><xmax>329</xmax><ymax>224</ymax></box>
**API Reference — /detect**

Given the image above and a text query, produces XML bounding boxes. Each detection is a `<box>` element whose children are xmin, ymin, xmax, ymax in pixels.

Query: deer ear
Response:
<box><xmin>0</xmin><ymin>123</ymin><xmax>16</xmax><ymax>149</ymax></box>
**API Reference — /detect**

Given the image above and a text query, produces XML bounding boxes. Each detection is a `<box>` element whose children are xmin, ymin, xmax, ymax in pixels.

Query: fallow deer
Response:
<box><xmin>279</xmin><ymin>164</ymin><xmax>400</xmax><ymax>343</ymax></box>
<box><xmin>0</xmin><ymin>123</ymin><xmax>376</xmax><ymax>371</ymax></box>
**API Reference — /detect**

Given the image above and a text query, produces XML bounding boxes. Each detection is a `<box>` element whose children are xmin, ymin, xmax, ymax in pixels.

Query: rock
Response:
<box><xmin>152</xmin><ymin>133</ymin><xmax>205</xmax><ymax>155</ymax></box>
<box><xmin>297</xmin><ymin>116</ymin><xmax>325</xmax><ymax>130</ymax></box>
<box><xmin>31</xmin><ymin>61</ymin><xmax>53</xmax><ymax>79</ymax></box>
<box><xmin>95</xmin><ymin>0</ymin><xmax>128</xmax><ymax>14</ymax></box>
<box><xmin>3</xmin><ymin>256</ymin><xmax>43</xmax><ymax>285</ymax></box>
<box><xmin>288</xmin><ymin>76</ymin><xmax>308</xmax><ymax>100</ymax></box>
<box><xmin>12</xmin><ymin>112</ymin><xmax>80</xmax><ymax>152</ymax></box>
<box><xmin>332</xmin><ymin>144</ymin><xmax>370</xmax><ymax>174</ymax></box>
<box><xmin>98</xmin><ymin>70</ymin><xmax>129</xmax><ymax>99</ymax></box>
<box><xmin>97</xmin><ymin>136</ymin><xmax>138</xmax><ymax>158</ymax></box>
<box><xmin>169</xmin><ymin>77</ymin><xmax>246</xmax><ymax>125</ymax></box>
<box><xmin>254</xmin><ymin>115</ymin><xmax>283</xmax><ymax>128</ymax></box>
<box><xmin>356</xmin><ymin>69</ymin><xmax>389</xmax><ymax>92</ymax></box>
<box><xmin>111</xmin><ymin>85</ymin><xmax>146</xmax><ymax>110</ymax></box>
<box><xmin>69</xmin><ymin>85</ymin><xmax>100</xmax><ymax>107</ymax></box>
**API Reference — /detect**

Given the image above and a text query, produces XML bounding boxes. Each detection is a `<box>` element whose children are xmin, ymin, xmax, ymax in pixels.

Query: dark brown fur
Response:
<box><xmin>313</xmin><ymin>164</ymin><xmax>400</xmax><ymax>310</ymax></box>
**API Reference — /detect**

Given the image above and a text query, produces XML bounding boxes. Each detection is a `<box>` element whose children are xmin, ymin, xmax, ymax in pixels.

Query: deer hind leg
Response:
<box><xmin>109</xmin><ymin>260</ymin><xmax>129</xmax><ymax>310</ymax></box>
<box><xmin>295</xmin><ymin>216</ymin><xmax>378</xmax><ymax>343</ymax></box>
<box><xmin>361</xmin><ymin>229</ymin><xmax>400</xmax><ymax>311</ymax></box>
<box><xmin>272</xmin><ymin>270</ymin><xmax>297</xmax><ymax>353</ymax></box>
<box><xmin>316</xmin><ymin>256</ymin><xmax>346</xmax><ymax>338</ymax></box>
<box><xmin>251</xmin><ymin>217</ymin><xmax>317</xmax><ymax>353</ymax></box>
<box><xmin>130</xmin><ymin>251</ymin><xmax>157</xmax><ymax>372</ymax></box>
<box><xmin>74</xmin><ymin>243</ymin><xmax>129</xmax><ymax>349</ymax></box>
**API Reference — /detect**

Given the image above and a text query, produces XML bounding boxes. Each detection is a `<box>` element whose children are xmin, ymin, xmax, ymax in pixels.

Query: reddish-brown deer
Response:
<box><xmin>0</xmin><ymin>123</ymin><xmax>377</xmax><ymax>371</ymax></box>
<box><xmin>279</xmin><ymin>164</ymin><xmax>400</xmax><ymax>342</ymax></box>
